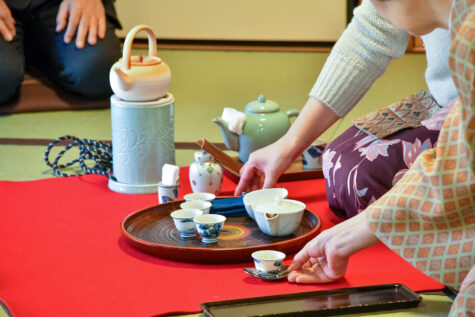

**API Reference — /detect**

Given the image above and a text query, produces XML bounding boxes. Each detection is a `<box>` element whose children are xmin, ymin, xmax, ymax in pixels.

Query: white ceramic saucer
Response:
<box><xmin>243</xmin><ymin>265</ymin><xmax>290</xmax><ymax>280</ymax></box>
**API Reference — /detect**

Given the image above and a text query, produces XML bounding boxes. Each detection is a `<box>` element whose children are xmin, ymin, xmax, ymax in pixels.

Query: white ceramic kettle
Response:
<box><xmin>109</xmin><ymin>25</ymin><xmax>171</xmax><ymax>102</ymax></box>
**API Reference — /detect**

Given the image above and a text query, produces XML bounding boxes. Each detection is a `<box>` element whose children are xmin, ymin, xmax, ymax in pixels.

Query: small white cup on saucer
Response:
<box><xmin>193</xmin><ymin>214</ymin><xmax>226</xmax><ymax>243</ymax></box>
<box><xmin>251</xmin><ymin>250</ymin><xmax>286</xmax><ymax>275</ymax></box>
<box><xmin>170</xmin><ymin>209</ymin><xmax>203</xmax><ymax>238</ymax></box>
<box><xmin>184</xmin><ymin>192</ymin><xmax>216</xmax><ymax>202</ymax></box>
<box><xmin>180</xmin><ymin>200</ymin><xmax>212</xmax><ymax>214</ymax></box>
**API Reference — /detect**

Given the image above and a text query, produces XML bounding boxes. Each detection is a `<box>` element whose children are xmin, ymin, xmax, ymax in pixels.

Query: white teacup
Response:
<box><xmin>193</xmin><ymin>214</ymin><xmax>226</xmax><ymax>243</ymax></box>
<box><xmin>252</xmin><ymin>250</ymin><xmax>286</xmax><ymax>275</ymax></box>
<box><xmin>158</xmin><ymin>182</ymin><xmax>179</xmax><ymax>204</ymax></box>
<box><xmin>184</xmin><ymin>192</ymin><xmax>216</xmax><ymax>202</ymax></box>
<box><xmin>170</xmin><ymin>209</ymin><xmax>203</xmax><ymax>238</ymax></box>
<box><xmin>180</xmin><ymin>200</ymin><xmax>212</xmax><ymax>214</ymax></box>
<box><xmin>253</xmin><ymin>199</ymin><xmax>306</xmax><ymax>237</ymax></box>
<box><xmin>243</xmin><ymin>188</ymin><xmax>288</xmax><ymax>220</ymax></box>
<box><xmin>302</xmin><ymin>140</ymin><xmax>326</xmax><ymax>171</ymax></box>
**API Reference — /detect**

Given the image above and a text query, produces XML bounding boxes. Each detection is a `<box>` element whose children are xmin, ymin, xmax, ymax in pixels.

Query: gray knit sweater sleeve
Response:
<box><xmin>309</xmin><ymin>0</ymin><xmax>409</xmax><ymax>117</ymax></box>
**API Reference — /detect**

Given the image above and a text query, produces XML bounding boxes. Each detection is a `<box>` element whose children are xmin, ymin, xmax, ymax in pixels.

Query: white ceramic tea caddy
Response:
<box><xmin>189</xmin><ymin>151</ymin><xmax>223</xmax><ymax>195</ymax></box>
<box><xmin>253</xmin><ymin>198</ymin><xmax>306</xmax><ymax>237</ymax></box>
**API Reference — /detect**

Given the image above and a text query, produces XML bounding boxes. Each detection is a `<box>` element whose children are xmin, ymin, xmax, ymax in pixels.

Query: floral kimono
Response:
<box><xmin>365</xmin><ymin>0</ymin><xmax>475</xmax><ymax>314</ymax></box>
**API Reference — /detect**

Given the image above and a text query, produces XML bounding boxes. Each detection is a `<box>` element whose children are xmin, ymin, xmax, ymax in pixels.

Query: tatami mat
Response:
<box><xmin>0</xmin><ymin>50</ymin><xmax>428</xmax><ymax>181</ymax></box>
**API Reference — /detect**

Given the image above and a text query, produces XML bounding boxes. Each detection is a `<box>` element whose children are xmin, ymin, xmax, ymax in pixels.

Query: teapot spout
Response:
<box><xmin>212</xmin><ymin>117</ymin><xmax>239</xmax><ymax>151</ymax></box>
<box><xmin>112</xmin><ymin>68</ymin><xmax>134</xmax><ymax>91</ymax></box>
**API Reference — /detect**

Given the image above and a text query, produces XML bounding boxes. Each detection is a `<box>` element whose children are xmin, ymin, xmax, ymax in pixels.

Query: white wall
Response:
<box><xmin>115</xmin><ymin>0</ymin><xmax>347</xmax><ymax>42</ymax></box>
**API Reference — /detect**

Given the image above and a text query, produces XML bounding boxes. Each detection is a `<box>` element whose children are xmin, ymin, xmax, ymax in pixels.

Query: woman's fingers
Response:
<box><xmin>288</xmin><ymin>262</ymin><xmax>337</xmax><ymax>284</ymax></box>
<box><xmin>234</xmin><ymin>164</ymin><xmax>256</xmax><ymax>196</ymax></box>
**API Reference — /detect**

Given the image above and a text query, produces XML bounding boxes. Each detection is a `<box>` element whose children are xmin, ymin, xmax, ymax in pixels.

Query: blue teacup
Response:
<box><xmin>193</xmin><ymin>214</ymin><xmax>226</xmax><ymax>243</ymax></box>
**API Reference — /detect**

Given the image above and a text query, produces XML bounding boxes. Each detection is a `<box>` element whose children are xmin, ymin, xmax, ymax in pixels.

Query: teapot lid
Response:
<box><xmin>129</xmin><ymin>54</ymin><xmax>161</xmax><ymax>66</ymax></box>
<box><xmin>245</xmin><ymin>94</ymin><xmax>279</xmax><ymax>113</ymax></box>
<box><xmin>194</xmin><ymin>151</ymin><xmax>215</xmax><ymax>163</ymax></box>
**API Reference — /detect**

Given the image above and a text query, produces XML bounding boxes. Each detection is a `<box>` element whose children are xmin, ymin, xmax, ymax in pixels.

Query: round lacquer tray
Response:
<box><xmin>121</xmin><ymin>199</ymin><xmax>322</xmax><ymax>264</ymax></box>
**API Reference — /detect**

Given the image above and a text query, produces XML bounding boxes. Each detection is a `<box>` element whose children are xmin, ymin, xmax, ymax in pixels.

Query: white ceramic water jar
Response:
<box><xmin>189</xmin><ymin>151</ymin><xmax>223</xmax><ymax>195</ymax></box>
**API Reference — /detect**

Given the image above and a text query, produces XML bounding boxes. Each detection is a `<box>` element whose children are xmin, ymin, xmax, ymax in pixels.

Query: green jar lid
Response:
<box><xmin>244</xmin><ymin>94</ymin><xmax>280</xmax><ymax>113</ymax></box>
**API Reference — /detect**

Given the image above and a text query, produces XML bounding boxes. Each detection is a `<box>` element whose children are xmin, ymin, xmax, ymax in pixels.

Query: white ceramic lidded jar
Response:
<box><xmin>189</xmin><ymin>151</ymin><xmax>223</xmax><ymax>195</ymax></box>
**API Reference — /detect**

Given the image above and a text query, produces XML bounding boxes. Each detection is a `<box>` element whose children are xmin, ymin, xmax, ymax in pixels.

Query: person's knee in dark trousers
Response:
<box><xmin>0</xmin><ymin>39</ymin><xmax>24</xmax><ymax>105</ymax></box>
<box><xmin>56</xmin><ymin>27</ymin><xmax>121</xmax><ymax>99</ymax></box>
<box><xmin>0</xmin><ymin>61</ymin><xmax>23</xmax><ymax>104</ymax></box>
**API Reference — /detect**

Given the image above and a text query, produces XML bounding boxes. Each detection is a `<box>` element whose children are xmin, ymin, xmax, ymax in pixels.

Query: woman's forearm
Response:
<box><xmin>330</xmin><ymin>211</ymin><xmax>380</xmax><ymax>258</ymax></box>
<box><xmin>281</xmin><ymin>97</ymin><xmax>339</xmax><ymax>162</ymax></box>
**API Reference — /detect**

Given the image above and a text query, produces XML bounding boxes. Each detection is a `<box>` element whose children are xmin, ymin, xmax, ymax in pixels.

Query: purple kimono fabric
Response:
<box><xmin>322</xmin><ymin>125</ymin><xmax>439</xmax><ymax>218</ymax></box>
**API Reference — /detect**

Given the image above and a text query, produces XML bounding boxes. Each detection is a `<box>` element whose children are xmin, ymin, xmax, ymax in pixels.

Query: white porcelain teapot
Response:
<box><xmin>109</xmin><ymin>25</ymin><xmax>171</xmax><ymax>102</ymax></box>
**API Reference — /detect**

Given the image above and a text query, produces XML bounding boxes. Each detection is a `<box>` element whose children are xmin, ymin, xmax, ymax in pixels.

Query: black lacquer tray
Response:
<box><xmin>201</xmin><ymin>284</ymin><xmax>422</xmax><ymax>316</ymax></box>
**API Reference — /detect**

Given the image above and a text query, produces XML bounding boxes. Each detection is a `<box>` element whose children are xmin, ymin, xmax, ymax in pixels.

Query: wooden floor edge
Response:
<box><xmin>0</xmin><ymin>138</ymin><xmax>227</xmax><ymax>150</ymax></box>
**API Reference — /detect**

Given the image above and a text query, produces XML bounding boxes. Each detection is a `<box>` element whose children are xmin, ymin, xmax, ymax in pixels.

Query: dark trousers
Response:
<box><xmin>0</xmin><ymin>0</ymin><xmax>121</xmax><ymax>104</ymax></box>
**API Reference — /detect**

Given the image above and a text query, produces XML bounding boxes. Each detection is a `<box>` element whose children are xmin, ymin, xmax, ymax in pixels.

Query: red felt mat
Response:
<box><xmin>0</xmin><ymin>169</ymin><xmax>444</xmax><ymax>316</ymax></box>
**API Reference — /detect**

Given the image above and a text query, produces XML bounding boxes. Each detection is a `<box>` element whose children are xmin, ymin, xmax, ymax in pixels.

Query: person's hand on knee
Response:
<box><xmin>56</xmin><ymin>0</ymin><xmax>107</xmax><ymax>49</ymax></box>
<box><xmin>0</xmin><ymin>0</ymin><xmax>15</xmax><ymax>42</ymax></box>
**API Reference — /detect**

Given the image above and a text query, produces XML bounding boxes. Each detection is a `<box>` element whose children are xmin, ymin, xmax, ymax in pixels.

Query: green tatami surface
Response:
<box><xmin>0</xmin><ymin>49</ymin><xmax>427</xmax><ymax>181</ymax></box>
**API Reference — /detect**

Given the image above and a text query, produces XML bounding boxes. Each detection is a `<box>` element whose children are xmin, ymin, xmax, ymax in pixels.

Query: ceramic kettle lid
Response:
<box><xmin>130</xmin><ymin>54</ymin><xmax>161</xmax><ymax>66</ymax></box>
<box><xmin>245</xmin><ymin>94</ymin><xmax>280</xmax><ymax>113</ymax></box>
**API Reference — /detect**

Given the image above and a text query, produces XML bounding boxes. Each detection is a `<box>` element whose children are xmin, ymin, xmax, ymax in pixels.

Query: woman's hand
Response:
<box><xmin>234</xmin><ymin>97</ymin><xmax>340</xmax><ymax>196</ymax></box>
<box><xmin>0</xmin><ymin>0</ymin><xmax>15</xmax><ymax>42</ymax></box>
<box><xmin>56</xmin><ymin>0</ymin><xmax>107</xmax><ymax>49</ymax></box>
<box><xmin>459</xmin><ymin>264</ymin><xmax>475</xmax><ymax>294</ymax></box>
<box><xmin>234</xmin><ymin>136</ymin><xmax>295</xmax><ymax>195</ymax></box>
<box><xmin>288</xmin><ymin>211</ymin><xmax>379</xmax><ymax>284</ymax></box>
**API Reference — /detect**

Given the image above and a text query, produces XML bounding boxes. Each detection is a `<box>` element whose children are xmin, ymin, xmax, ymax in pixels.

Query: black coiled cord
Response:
<box><xmin>44</xmin><ymin>135</ymin><xmax>116</xmax><ymax>181</ymax></box>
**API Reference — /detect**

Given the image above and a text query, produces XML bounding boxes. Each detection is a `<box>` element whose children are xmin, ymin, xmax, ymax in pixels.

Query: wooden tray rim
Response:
<box><xmin>120</xmin><ymin>199</ymin><xmax>322</xmax><ymax>253</ymax></box>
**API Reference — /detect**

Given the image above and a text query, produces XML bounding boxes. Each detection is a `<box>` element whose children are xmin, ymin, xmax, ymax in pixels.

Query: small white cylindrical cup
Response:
<box><xmin>252</xmin><ymin>250</ymin><xmax>286</xmax><ymax>275</ymax></box>
<box><xmin>301</xmin><ymin>140</ymin><xmax>326</xmax><ymax>171</ymax></box>
<box><xmin>193</xmin><ymin>214</ymin><xmax>226</xmax><ymax>243</ymax></box>
<box><xmin>170</xmin><ymin>209</ymin><xmax>203</xmax><ymax>238</ymax></box>
<box><xmin>184</xmin><ymin>192</ymin><xmax>216</xmax><ymax>202</ymax></box>
<box><xmin>180</xmin><ymin>200</ymin><xmax>212</xmax><ymax>214</ymax></box>
<box><xmin>158</xmin><ymin>182</ymin><xmax>179</xmax><ymax>204</ymax></box>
